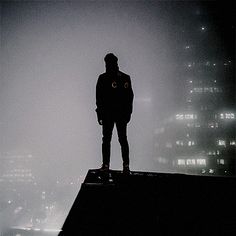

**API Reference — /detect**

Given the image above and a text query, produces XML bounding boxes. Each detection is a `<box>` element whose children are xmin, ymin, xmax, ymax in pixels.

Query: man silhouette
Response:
<box><xmin>96</xmin><ymin>53</ymin><xmax>134</xmax><ymax>173</ymax></box>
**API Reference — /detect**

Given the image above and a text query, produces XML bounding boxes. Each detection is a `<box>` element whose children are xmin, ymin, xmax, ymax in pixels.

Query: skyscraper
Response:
<box><xmin>153</xmin><ymin>2</ymin><xmax>235</xmax><ymax>176</ymax></box>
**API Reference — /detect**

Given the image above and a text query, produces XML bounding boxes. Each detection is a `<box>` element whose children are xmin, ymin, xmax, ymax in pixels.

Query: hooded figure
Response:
<box><xmin>96</xmin><ymin>53</ymin><xmax>134</xmax><ymax>173</ymax></box>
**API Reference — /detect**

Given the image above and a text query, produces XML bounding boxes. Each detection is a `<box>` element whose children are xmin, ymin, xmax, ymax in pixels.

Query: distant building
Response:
<box><xmin>153</xmin><ymin>3</ymin><xmax>235</xmax><ymax>176</ymax></box>
<box><xmin>0</xmin><ymin>152</ymin><xmax>35</xmax><ymax>184</ymax></box>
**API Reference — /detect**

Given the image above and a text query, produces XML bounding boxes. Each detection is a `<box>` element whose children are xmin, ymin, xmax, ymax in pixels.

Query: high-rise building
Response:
<box><xmin>153</xmin><ymin>2</ymin><xmax>235</xmax><ymax>176</ymax></box>
<box><xmin>0</xmin><ymin>152</ymin><xmax>35</xmax><ymax>184</ymax></box>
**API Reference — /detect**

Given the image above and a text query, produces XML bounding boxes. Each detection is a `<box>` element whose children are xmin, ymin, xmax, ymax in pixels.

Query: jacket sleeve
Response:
<box><xmin>96</xmin><ymin>75</ymin><xmax>103</xmax><ymax>120</ymax></box>
<box><xmin>127</xmin><ymin>76</ymin><xmax>134</xmax><ymax>115</ymax></box>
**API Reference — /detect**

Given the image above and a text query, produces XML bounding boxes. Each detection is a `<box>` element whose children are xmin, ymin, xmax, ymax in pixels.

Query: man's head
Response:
<box><xmin>104</xmin><ymin>53</ymin><xmax>119</xmax><ymax>73</ymax></box>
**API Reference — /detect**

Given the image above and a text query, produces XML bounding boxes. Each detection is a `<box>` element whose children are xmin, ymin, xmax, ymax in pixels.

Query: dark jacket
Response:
<box><xmin>96</xmin><ymin>71</ymin><xmax>134</xmax><ymax>121</ymax></box>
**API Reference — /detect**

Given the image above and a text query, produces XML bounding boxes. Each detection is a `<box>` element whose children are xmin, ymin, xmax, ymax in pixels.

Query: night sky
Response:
<box><xmin>0</xmin><ymin>0</ymin><xmax>235</xmax><ymax>232</ymax></box>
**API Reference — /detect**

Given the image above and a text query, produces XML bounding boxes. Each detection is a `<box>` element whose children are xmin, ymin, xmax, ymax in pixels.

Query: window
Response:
<box><xmin>218</xmin><ymin>140</ymin><xmax>226</xmax><ymax>146</ymax></box>
<box><xmin>230</xmin><ymin>141</ymin><xmax>236</xmax><ymax>146</ymax></box>
<box><xmin>177</xmin><ymin>159</ymin><xmax>185</xmax><ymax>165</ymax></box>
<box><xmin>217</xmin><ymin>159</ymin><xmax>225</xmax><ymax>165</ymax></box>
<box><xmin>186</xmin><ymin>159</ymin><xmax>196</xmax><ymax>165</ymax></box>
<box><xmin>196</xmin><ymin>159</ymin><xmax>206</xmax><ymax>165</ymax></box>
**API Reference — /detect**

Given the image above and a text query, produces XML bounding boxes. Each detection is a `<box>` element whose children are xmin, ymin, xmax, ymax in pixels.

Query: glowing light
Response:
<box><xmin>186</xmin><ymin>159</ymin><xmax>196</xmax><ymax>165</ymax></box>
<box><xmin>177</xmin><ymin>159</ymin><xmax>185</xmax><ymax>165</ymax></box>
<box><xmin>218</xmin><ymin>140</ymin><xmax>226</xmax><ymax>147</ymax></box>
<box><xmin>196</xmin><ymin>159</ymin><xmax>206</xmax><ymax>165</ymax></box>
<box><xmin>209</xmin><ymin>169</ymin><xmax>214</xmax><ymax>174</ymax></box>
<box><xmin>44</xmin><ymin>229</ymin><xmax>62</xmax><ymax>232</ymax></box>
<box><xmin>176</xmin><ymin>114</ymin><xmax>197</xmax><ymax>120</ymax></box>
<box><xmin>220</xmin><ymin>113</ymin><xmax>235</xmax><ymax>119</ymax></box>
<box><xmin>201</xmin><ymin>26</ymin><xmax>206</xmax><ymax>31</ymax></box>
<box><xmin>219</xmin><ymin>159</ymin><xmax>225</xmax><ymax>165</ymax></box>
<box><xmin>230</xmin><ymin>141</ymin><xmax>236</xmax><ymax>146</ymax></box>
<box><xmin>188</xmin><ymin>141</ymin><xmax>195</xmax><ymax>146</ymax></box>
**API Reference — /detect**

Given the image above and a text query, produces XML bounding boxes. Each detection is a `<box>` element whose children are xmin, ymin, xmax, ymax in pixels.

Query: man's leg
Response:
<box><xmin>116</xmin><ymin>120</ymin><xmax>129</xmax><ymax>168</ymax></box>
<box><xmin>102</xmin><ymin>118</ymin><xmax>114</xmax><ymax>168</ymax></box>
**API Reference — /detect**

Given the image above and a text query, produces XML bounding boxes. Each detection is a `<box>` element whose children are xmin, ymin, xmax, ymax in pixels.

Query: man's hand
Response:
<box><xmin>125</xmin><ymin>114</ymin><xmax>131</xmax><ymax>123</ymax></box>
<box><xmin>98</xmin><ymin>120</ymin><xmax>103</xmax><ymax>125</ymax></box>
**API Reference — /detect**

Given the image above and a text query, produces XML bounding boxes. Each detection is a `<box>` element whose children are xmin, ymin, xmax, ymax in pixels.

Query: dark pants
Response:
<box><xmin>102</xmin><ymin>117</ymin><xmax>129</xmax><ymax>167</ymax></box>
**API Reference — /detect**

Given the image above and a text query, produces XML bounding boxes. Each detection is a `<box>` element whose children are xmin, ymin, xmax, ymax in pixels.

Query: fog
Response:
<box><xmin>0</xmin><ymin>1</ymin><xmax>235</xmax><ymax>234</ymax></box>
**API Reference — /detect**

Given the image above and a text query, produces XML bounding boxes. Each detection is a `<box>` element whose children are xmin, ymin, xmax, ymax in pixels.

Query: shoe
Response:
<box><xmin>123</xmin><ymin>164</ymin><xmax>130</xmax><ymax>174</ymax></box>
<box><xmin>99</xmin><ymin>164</ymin><xmax>109</xmax><ymax>172</ymax></box>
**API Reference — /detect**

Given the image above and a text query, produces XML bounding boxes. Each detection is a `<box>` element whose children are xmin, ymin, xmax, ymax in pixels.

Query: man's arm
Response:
<box><xmin>126</xmin><ymin>75</ymin><xmax>134</xmax><ymax>122</ymax></box>
<box><xmin>96</xmin><ymin>75</ymin><xmax>103</xmax><ymax>125</ymax></box>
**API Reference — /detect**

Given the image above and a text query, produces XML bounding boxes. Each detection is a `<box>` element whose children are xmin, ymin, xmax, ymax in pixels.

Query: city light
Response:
<box><xmin>220</xmin><ymin>112</ymin><xmax>235</xmax><ymax>119</ymax></box>
<box><xmin>218</xmin><ymin>140</ymin><xmax>226</xmax><ymax>147</ymax></box>
<box><xmin>230</xmin><ymin>140</ymin><xmax>236</xmax><ymax>146</ymax></box>
<box><xmin>176</xmin><ymin>113</ymin><xmax>197</xmax><ymax>120</ymax></box>
<box><xmin>177</xmin><ymin>158</ymin><xmax>206</xmax><ymax>166</ymax></box>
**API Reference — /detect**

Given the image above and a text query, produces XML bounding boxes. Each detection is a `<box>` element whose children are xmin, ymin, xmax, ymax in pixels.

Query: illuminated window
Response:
<box><xmin>176</xmin><ymin>140</ymin><xmax>184</xmax><ymax>146</ymax></box>
<box><xmin>213</xmin><ymin>87</ymin><xmax>221</xmax><ymax>93</ymax></box>
<box><xmin>220</xmin><ymin>113</ymin><xmax>235</xmax><ymax>119</ymax></box>
<box><xmin>197</xmin><ymin>159</ymin><xmax>206</xmax><ymax>165</ymax></box>
<box><xmin>177</xmin><ymin>159</ymin><xmax>185</xmax><ymax>165</ymax></box>
<box><xmin>176</xmin><ymin>114</ymin><xmax>184</xmax><ymax>120</ymax></box>
<box><xmin>217</xmin><ymin>159</ymin><xmax>225</xmax><ymax>165</ymax></box>
<box><xmin>218</xmin><ymin>140</ymin><xmax>226</xmax><ymax>146</ymax></box>
<box><xmin>176</xmin><ymin>114</ymin><xmax>197</xmax><ymax>120</ymax></box>
<box><xmin>194</xmin><ymin>87</ymin><xmax>203</xmax><ymax>93</ymax></box>
<box><xmin>226</xmin><ymin>113</ymin><xmax>235</xmax><ymax>119</ymax></box>
<box><xmin>186</xmin><ymin>159</ymin><xmax>196</xmax><ymax>165</ymax></box>
<box><xmin>230</xmin><ymin>141</ymin><xmax>236</xmax><ymax>146</ymax></box>
<box><xmin>188</xmin><ymin>141</ymin><xmax>195</xmax><ymax>146</ymax></box>
<box><xmin>204</xmin><ymin>87</ymin><xmax>214</xmax><ymax>93</ymax></box>
<box><xmin>185</xmin><ymin>114</ymin><xmax>193</xmax><ymax>119</ymax></box>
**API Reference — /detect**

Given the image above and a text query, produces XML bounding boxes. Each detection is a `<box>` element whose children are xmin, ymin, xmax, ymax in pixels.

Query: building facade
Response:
<box><xmin>153</xmin><ymin>3</ymin><xmax>235</xmax><ymax>176</ymax></box>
